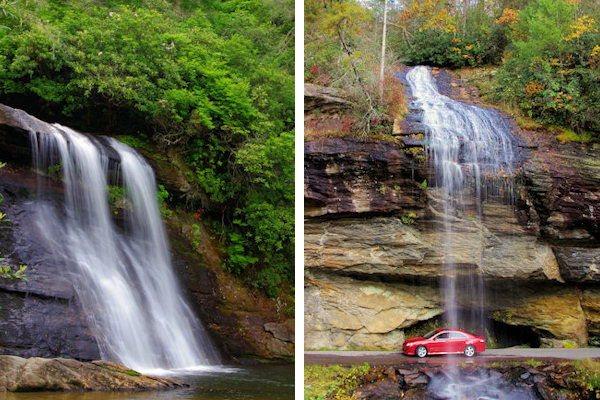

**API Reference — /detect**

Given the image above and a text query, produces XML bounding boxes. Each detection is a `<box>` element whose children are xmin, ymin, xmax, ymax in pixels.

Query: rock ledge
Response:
<box><xmin>0</xmin><ymin>356</ymin><xmax>187</xmax><ymax>392</ymax></box>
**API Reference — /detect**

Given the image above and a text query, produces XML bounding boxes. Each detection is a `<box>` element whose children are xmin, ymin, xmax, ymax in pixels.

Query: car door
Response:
<box><xmin>431</xmin><ymin>332</ymin><xmax>451</xmax><ymax>353</ymax></box>
<box><xmin>448</xmin><ymin>331</ymin><xmax>468</xmax><ymax>353</ymax></box>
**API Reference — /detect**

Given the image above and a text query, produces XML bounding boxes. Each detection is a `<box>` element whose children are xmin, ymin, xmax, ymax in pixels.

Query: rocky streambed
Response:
<box><xmin>340</xmin><ymin>362</ymin><xmax>594</xmax><ymax>400</ymax></box>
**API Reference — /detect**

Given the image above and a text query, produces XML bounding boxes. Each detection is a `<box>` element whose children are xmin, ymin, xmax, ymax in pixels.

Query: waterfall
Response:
<box><xmin>405</xmin><ymin>66</ymin><xmax>518</xmax><ymax>335</ymax></box>
<box><xmin>29</xmin><ymin>125</ymin><xmax>220</xmax><ymax>374</ymax></box>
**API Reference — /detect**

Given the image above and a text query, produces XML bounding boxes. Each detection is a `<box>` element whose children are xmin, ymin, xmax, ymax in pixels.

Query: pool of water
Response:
<box><xmin>0</xmin><ymin>364</ymin><xmax>294</xmax><ymax>400</ymax></box>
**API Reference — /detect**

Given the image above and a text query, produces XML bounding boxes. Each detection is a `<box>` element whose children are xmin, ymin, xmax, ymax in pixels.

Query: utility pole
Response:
<box><xmin>379</xmin><ymin>0</ymin><xmax>388</xmax><ymax>100</ymax></box>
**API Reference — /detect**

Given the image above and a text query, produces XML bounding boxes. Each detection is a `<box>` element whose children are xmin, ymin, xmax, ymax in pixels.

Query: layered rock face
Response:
<box><xmin>304</xmin><ymin>72</ymin><xmax>600</xmax><ymax>350</ymax></box>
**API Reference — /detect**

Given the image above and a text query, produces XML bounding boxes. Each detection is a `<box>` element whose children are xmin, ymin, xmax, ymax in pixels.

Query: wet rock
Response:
<box><xmin>404</xmin><ymin>372</ymin><xmax>429</xmax><ymax>387</ymax></box>
<box><xmin>0</xmin><ymin>355</ymin><xmax>186</xmax><ymax>392</ymax></box>
<box><xmin>0</xmin><ymin>103</ymin><xmax>120</xmax><ymax>167</ymax></box>
<box><xmin>536</xmin><ymin>380</ymin><xmax>560</xmax><ymax>400</ymax></box>
<box><xmin>352</xmin><ymin>380</ymin><xmax>402</xmax><ymax>400</ymax></box>
<box><xmin>402</xmin><ymin>388</ymin><xmax>430</xmax><ymax>399</ymax></box>
<box><xmin>0</xmin><ymin>166</ymin><xmax>101</xmax><ymax>360</ymax></box>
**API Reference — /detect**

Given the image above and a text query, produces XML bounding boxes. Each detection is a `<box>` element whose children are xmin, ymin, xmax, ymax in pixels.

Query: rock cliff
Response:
<box><xmin>304</xmin><ymin>69</ymin><xmax>600</xmax><ymax>350</ymax></box>
<box><xmin>0</xmin><ymin>103</ymin><xmax>293</xmax><ymax>362</ymax></box>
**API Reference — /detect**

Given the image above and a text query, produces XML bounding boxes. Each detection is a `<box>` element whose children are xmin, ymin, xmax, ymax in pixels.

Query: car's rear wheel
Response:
<box><xmin>416</xmin><ymin>345</ymin><xmax>428</xmax><ymax>358</ymax></box>
<box><xmin>464</xmin><ymin>345</ymin><xmax>476</xmax><ymax>357</ymax></box>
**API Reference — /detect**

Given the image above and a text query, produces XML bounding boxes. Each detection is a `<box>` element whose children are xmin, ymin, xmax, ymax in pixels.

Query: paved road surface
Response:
<box><xmin>305</xmin><ymin>349</ymin><xmax>600</xmax><ymax>365</ymax></box>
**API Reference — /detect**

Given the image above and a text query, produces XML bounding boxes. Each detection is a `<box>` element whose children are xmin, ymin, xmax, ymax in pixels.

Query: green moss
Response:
<box><xmin>124</xmin><ymin>370</ymin><xmax>142</xmax><ymax>376</ymax></box>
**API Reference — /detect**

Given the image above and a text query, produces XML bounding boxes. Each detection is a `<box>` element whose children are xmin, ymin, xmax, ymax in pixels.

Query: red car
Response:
<box><xmin>402</xmin><ymin>328</ymin><xmax>485</xmax><ymax>358</ymax></box>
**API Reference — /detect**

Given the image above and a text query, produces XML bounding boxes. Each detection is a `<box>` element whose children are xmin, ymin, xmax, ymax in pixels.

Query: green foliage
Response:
<box><xmin>405</xmin><ymin>28</ymin><xmax>506</xmax><ymax>69</ymax></box>
<box><xmin>401</xmin><ymin>212</ymin><xmax>417</xmax><ymax>225</ymax></box>
<box><xmin>305</xmin><ymin>0</ymin><xmax>396</xmax><ymax>136</ymax></box>
<box><xmin>492</xmin><ymin>0</ymin><xmax>600</xmax><ymax>134</ymax></box>
<box><xmin>556</xmin><ymin>127</ymin><xmax>594</xmax><ymax>144</ymax></box>
<box><xmin>0</xmin><ymin>0</ymin><xmax>19</xmax><ymax>30</ymax></box>
<box><xmin>107</xmin><ymin>185</ymin><xmax>125</xmax><ymax>205</ymax></box>
<box><xmin>186</xmin><ymin>223</ymin><xmax>204</xmax><ymax>252</ymax></box>
<box><xmin>0</xmin><ymin>262</ymin><xmax>27</xmax><ymax>281</ymax></box>
<box><xmin>0</xmin><ymin>0</ymin><xmax>294</xmax><ymax>297</ymax></box>
<box><xmin>523</xmin><ymin>358</ymin><xmax>542</xmax><ymax>367</ymax></box>
<box><xmin>47</xmin><ymin>163</ymin><xmax>62</xmax><ymax>180</ymax></box>
<box><xmin>492</xmin><ymin>310</ymin><xmax>514</xmax><ymax>324</ymax></box>
<box><xmin>568</xmin><ymin>358</ymin><xmax>600</xmax><ymax>397</ymax></box>
<box><xmin>117</xmin><ymin>135</ymin><xmax>148</xmax><ymax>148</ymax></box>
<box><xmin>304</xmin><ymin>363</ymin><xmax>371</xmax><ymax>400</ymax></box>
<box><xmin>404</xmin><ymin>317</ymin><xmax>440</xmax><ymax>339</ymax></box>
<box><xmin>156</xmin><ymin>184</ymin><xmax>172</xmax><ymax>218</ymax></box>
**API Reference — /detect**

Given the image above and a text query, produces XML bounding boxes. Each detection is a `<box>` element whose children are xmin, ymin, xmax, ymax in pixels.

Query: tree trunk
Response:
<box><xmin>379</xmin><ymin>0</ymin><xmax>388</xmax><ymax>100</ymax></box>
<box><xmin>462</xmin><ymin>0</ymin><xmax>468</xmax><ymax>38</ymax></box>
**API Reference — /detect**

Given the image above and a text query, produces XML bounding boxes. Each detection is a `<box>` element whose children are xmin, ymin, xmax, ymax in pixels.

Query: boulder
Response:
<box><xmin>0</xmin><ymin>356</ymin><xmax>186</xmax><ymax>392</ymax></box>
<box><xmin>304</xmin><ymin>273</ymin><xmax>442</xmax><ymax>350</ymax></box>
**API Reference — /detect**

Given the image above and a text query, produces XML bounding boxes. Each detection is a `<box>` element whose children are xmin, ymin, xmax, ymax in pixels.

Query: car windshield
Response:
<box><xmin>422</xmin><ymin>330</ymin><xmax>438</xmax><ymax>339</ymax></box>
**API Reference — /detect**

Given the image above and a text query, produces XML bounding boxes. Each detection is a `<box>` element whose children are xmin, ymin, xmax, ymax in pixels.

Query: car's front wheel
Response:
<box><xmin>416</xmin><ymin>345</ymin><xmax>428</xmax><ymax>358</ymax></box>
<box><xmin>464</xmin><ymin>345</ymin><xmax>476</xmax><ymax>357</ymax></box>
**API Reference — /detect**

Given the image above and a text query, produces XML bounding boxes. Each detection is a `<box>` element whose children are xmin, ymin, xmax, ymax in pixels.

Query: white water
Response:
<box><xmin>406</xmin><ymin>66</ymin><xmax>519</xmax><ymax>398</ymax></box>
<box><xmin>427</xmin><ymin>369</ymin><xmax>535</xmax><ymax>400</ymax></box>
<box><xmin>30</xmin><ymin>126</ymin><xmax>220</xmax><ymax>374</ymax></box>
<box><xmin>406</xmin><ymin>65</ymin><xmax>518</xmax><ymax>332</ymax></box>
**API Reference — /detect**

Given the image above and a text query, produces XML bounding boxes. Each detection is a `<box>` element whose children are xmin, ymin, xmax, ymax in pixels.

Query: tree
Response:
<box><xmin>379</xmin><ymin>0</ymin><xmax>388</xmax><ymax>99</ymax></box>
<box><xmin>494</xmin><ymin>0</ymin><xmax>600</xmax><ymax>133</ymax></box>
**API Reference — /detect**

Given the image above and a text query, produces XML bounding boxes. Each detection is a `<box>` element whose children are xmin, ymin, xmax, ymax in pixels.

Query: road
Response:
<box><xmin>305</xmin><ymin>349</ymin><xmax>600</xmax><ymax>365</ymax></box>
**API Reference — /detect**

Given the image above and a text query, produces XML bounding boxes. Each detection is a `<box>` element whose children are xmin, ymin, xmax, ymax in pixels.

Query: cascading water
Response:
<box><xmin>29</xmin><ymin>125</ymin><xmax>220</xmax><ymax>374</ymax></box>
<box><xmin>406</xmin><ymin>65</ymin><xmax>518</xmax><ymax>332</ymax></box>
<box><xmin>406</xmin><ymin>66</ymin><xmax>519</xmax><ymax>398</ymax></box>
